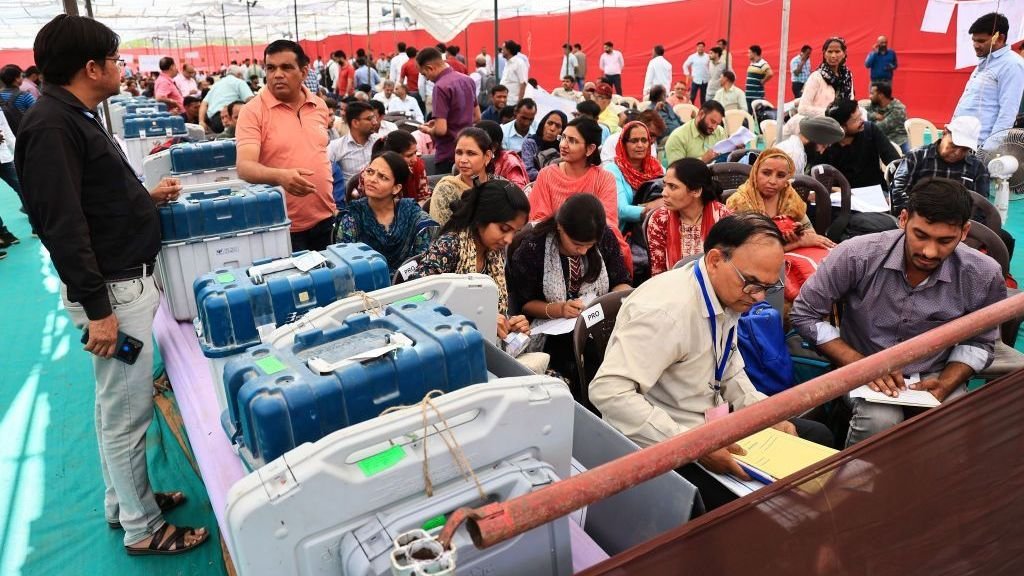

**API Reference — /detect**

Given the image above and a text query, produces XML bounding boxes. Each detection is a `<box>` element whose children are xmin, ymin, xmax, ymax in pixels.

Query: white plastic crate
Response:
<box><xmin>158</xmin><ymin>225</ymin><xmax>292</xmax><ymax>321</ymax></box>
<box><xmin>224</xmin><ymin>376</ymin><xmax>575</xmax><ymax>576</ymax></box>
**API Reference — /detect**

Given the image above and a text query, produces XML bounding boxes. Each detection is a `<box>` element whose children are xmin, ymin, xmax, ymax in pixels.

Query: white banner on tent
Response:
<box><xmin>122</xmin><ymin>54</ymin><xmax>135</xmax><ymax>64</ymax></box>
<box><xmin>138</xmin><ymin>55</ymin><xmax>163</xmax><ymax>73</ymax></box>
<box><xmin>185</xmin><ymin>51</ymin><xmax>200</xmax><ymax>59</ymax></box>
<box><xmin>524</xmin><ymin>84</ymin><xmax>578</xmax><ymax>123</ymax></box>
<box><xmin>920</xmin><ymin>0</ymin><xmax>1024</xmax><ymax>69</ymax></box>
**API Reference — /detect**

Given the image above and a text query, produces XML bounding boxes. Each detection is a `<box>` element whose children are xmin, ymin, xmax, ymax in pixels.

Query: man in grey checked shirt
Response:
<box><xmin>792</xmin><ymin>178</ymin><xmax>1023</xmax><ymax>447</ymax></box>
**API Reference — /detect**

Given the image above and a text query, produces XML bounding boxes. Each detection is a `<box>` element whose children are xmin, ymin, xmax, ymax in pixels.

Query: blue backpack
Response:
<box><xmin>737</xmin><ymin>302</ymin><xmax>795</xmax><ymax>395</ymax></box>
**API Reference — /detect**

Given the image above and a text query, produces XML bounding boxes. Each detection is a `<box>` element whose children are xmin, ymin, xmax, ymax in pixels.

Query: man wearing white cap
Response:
<box><xmin>890</xmin><ymin>115</ymin><xmax>1014</xmax><ymax>256</ymax></box>
<box><xmin>775</xmin><ymin>115</ymin><xmax>846</xmax><ymax>175</ymax></box>
<box><xmin>890</xmin><ymin>116</ymin><xmax>986</xmax><ymax>215</ymax></box>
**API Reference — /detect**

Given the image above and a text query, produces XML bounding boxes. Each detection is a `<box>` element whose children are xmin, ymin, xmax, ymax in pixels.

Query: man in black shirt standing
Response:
<box><xmin>16</xmin><ymin>15</ymin><xmax>208</xmax><ymax>556</ymax></box>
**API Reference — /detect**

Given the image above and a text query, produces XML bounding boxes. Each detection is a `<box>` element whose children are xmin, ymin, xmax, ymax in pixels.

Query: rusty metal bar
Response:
<box><xmin>439</xmin><ymin>291</ymin><xmax>1024</xmax><ymax>550</ymax></box>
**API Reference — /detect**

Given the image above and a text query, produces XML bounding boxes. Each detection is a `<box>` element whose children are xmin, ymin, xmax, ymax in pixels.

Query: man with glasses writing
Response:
<box><xmin>590</xmin><ymin>213</ymin><xmax>832</xmax><ymax>510</ymax></box>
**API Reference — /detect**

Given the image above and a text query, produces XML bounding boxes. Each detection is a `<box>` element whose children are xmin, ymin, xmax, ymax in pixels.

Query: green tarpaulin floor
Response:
<box><xmin>3</xmin><ymin>182</ymin><xmax>1024</xmax><ymax>576</ymax></box>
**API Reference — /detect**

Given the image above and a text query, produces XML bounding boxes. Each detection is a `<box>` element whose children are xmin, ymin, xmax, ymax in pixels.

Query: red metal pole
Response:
<box><xmin>439</xmin><ymin>291</ymin><xmax>1024</xmax><ymax>550</ymax></box>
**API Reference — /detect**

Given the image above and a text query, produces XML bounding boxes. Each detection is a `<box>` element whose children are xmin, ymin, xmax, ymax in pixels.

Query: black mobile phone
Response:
<box><xmin>81</xmin><ymin>329</ymin><xmax>145</xmax><ymax>365</ymax></box>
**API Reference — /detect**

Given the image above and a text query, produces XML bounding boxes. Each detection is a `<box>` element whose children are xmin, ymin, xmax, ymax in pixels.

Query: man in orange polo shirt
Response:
<box><xmin>236</xmin><ymin>40</ymin><xmax>337</xmax><ymax>251</ymax></box>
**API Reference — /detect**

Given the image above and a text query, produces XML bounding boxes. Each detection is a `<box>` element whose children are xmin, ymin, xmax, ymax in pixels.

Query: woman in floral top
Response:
<box><xmin>412</xmin><ymin>178</ymin><xmax>531</xmax><ymax>340</ymax></box>
<box><xmin>646</xmin><ymin>158</ymin><xmax>733</xmax><ymax>276</ymax></box>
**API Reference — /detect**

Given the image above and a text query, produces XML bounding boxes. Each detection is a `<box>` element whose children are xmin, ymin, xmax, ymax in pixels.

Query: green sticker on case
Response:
<box><xmin>421</xmin><ymin>514</ymin><xmax>447</xmax><ymax>531</ymax></box>
<box><xmin>357</xmin><ymin>444</ymin><xmax>406</xmax><ymax>477</ymax></box>
<box><xmin>254</xmin><ymin>356</ymin><xmax>287</xmax><ymax>375</ymax></box>
<box><xmin>393</xmin><ymin>293</ymin><xmax>428</xmax><ymax>305</ymax></box>
<box><xmin>216</xmin><ymin>273</ymin><xmax>235</xmax><ymax>283</ymax></box>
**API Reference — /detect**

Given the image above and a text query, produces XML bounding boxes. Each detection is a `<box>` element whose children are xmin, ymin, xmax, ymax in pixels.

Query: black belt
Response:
<box><xmin>106</xmin><ymin>260</ymin><xmax>156</xmax><ymax>282</ymax></box>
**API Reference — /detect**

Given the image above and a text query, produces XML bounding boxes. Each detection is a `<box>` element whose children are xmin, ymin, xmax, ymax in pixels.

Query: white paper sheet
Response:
<box><xmin>830</xmin><ymin>184</ymin><xmax>891</xmax><ymax>213</ymax></box>
<box><xmin>713</xmin><ymin>126</ymin><xmax>756</xmax><ymax>154</ymax></box>
<box><xmin>920</xmin><ymin>0</ymin><xmax>955</xmax><ymax>34</ymax></box>
<box><xmin>849</xmin><ymin>374</ymin><xmax>940</xmax><ymax>408</ymax></box>
<box><xmin>530</xmin><ymin>316</ymin><xmax>578</xmax><ymax>336</ymax></box>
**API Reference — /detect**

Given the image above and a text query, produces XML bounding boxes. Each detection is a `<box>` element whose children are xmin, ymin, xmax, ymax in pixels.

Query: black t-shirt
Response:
<box><xmin>818</xmin><ymin>121</ymin><xmax>901</xmax><ymax>191</ymax></box>
<box><xmin>16</xmin><ymin>84</ymin><xmax>161</xmax><ymax>320</ymax></box>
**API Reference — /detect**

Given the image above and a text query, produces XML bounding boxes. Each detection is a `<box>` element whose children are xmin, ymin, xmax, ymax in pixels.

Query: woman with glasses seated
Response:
<box><xmin>335</xmin><ymin>151</ymin><xmax>437</xmax><ymax>273</ymax></box>
<box><xmin>348</xmin><ymin>131</ymin><xmax>429</xmax><ymax>204</ymax></box>
<box><xmin>520</xmin><ymin>110</ymin><xmax>567</xmax><ymax>181</ymax></box>
<box><xmin>647</xmin><ymin>158</ymin><xmax>733</xmax><ymax>276</ymax></box>
<box><xmin>604</xmin><ymin>121</ymin><xmax>666</xmax><ymax>234</ymax></box>
<box><xmin>508</xmin><ymin>194</ymin><xmax>632</xmax><ymax>389</ymax></box>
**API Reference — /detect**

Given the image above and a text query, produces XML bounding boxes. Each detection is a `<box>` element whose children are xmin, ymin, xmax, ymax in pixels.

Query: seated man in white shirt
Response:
<box><xmin>774</xmin><ymin>115</ymin><xmax>844</xmax><ymax>175</ymax></box>
<box><xmin>551</xmin><ymin>75</ymin><xmax>583</xmax><ymax>103</ymax></box>
<box><xmin>386</xmin><ymin>83</ymin><xmax>424</xmax><ymax>123</ymax></box>
<box><xmin>327</xmin><ymin>101</ymin><xmax>381</xmax><ymax>183</ymax></box>
<box><xmin>372</xmin><ymin>79</ymin><xmax>401</xmax><ymax>109</ymax></box>
<box><xmin>501</xmin><ymin>98</ymin><xmax>537</xmax><ymax>153</ymax></box>
<box><xmin>368</xmin><ymin>100</ymin><xmax>398</xmax><ymax>136</ymax></box>
<box><xmin>590</xmin><ymin>213</ymin><xmax>832</xmax><ymax>510</ymax></box>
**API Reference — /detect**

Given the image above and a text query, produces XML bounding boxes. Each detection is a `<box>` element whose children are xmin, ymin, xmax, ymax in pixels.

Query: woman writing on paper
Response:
<box><xmin>508</xmin><ymin>194</ymin><xmax>631</xmax><ymax>387</ymax></box>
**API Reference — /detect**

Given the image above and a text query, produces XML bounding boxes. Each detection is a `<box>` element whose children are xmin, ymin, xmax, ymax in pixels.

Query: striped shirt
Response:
<box><xmin>889</xmin><ymin>142</ymin><xmax>989</xmax><ymax>214</ymax></box>
<box><xmin>0</xmin><ymin>89</ymin><xmax>36</xmax><ymax>112</ymax></box>
<box><xmin>791</xmin><ymin>229</ymin><xmax>1003</xmax><ymax>376</ymax></box>
<box><xmin>745</xmin><ymin>59</ymin><xmax>771</xmax><ymax>99</ymax></box>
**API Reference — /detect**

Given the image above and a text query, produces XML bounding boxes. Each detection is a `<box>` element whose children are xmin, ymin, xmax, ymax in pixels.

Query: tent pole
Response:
<box><xmin>347</xmin><ymin>0</ymin><xmax>354</xmax><ymax>55</ymax></box>
<box><xmin>203</xmin><ymin>14</ymin><xmax>212</xmax><ymax>70</ymax></box>
<box><xmin>776</xmin><ymin>0</ymin><xmax>791</xmax><ymax>116</ymax></box>
<box><xmin>222</xmin><ymin>4</ymin><xmax>229</xmax><ymax>66</ymax></box>
<box><xmin>366</xmin><ymin>0</ymin><xmax>371</xmax><ymax>55</ymax></box>
<box><xmin>245</xmin><ymin>1</ymin><xmax>256</xmax><ymax>62</ymax></box>
<box><xmin>314</xmin><ymin>14</ymin><xmax>320</xmax><ymax>61</ymax></box>
<box><xmin>493</xmin><ymin>0</ymin><xmax>499</xmax><ymax>82</ymax></box>
<box><xmin>725</xmin><ymin>0</ymin><xmax>732</xmax><ymax>70</ymax></box>
<box><xmin>294</xmin><ymin>0</ymin><xmax>299</xmax><ymax>40</ymax></box>
<box><xmin>567</xmin><ymin>0</ymin><xmax>572</xmax><ymax>78</ymax></box>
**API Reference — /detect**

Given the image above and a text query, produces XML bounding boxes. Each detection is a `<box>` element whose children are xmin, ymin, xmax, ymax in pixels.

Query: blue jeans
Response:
<box><xmin>62</xmin><ymin>276</ymin><xmax>165</xmax><ymax>545</ymax></box>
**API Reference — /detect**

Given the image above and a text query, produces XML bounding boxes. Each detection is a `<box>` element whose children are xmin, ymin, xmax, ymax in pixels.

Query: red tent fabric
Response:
<box><xmin>0</xmin><ymin>0</ymin><xmax>972</xmax><ymax>125</ymax></box>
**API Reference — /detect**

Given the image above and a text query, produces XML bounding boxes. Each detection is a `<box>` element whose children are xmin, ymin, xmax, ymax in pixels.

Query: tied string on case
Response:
<box><xmin>350</xmin><ymin>290</ymin><xmax>385</xmax><ymax>318</ymax></box>
<box><xmin>380</xmin><ymin>390</ymin><xmax>486</xmax><ymax>500</ymax></box>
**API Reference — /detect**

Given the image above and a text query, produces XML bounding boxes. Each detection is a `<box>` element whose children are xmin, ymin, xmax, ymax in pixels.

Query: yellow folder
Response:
<box><xmin>733</xmin><ymin>428</ymin><xmax>838</xmax><ymax>480</ymax></box>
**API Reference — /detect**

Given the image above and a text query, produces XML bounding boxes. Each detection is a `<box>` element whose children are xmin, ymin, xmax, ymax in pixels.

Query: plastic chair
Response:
<box><xmin>728</xmin><ymin>149</ymin><xmax>760</xmax><ymax>164</ymax></box>
<box><xmin>969</xmin><ymin>191</ymin><xmax>1003</xmax><ymax>235</ymax></box>
<box><xmin>572</xmin><ymin>288</ymin><xmax>634</xmax><ymax>409</ymax></box>
<box><xmin>811</xmin><ymin>164</ymin><xmax>852</xmax><ymax>242</ymax></box>
<box><xmin>857</xmin><ymin>98</ymin><xmax>872</xmax><ymax>109</ymax></box>
<box><xmin>962</xmin><ymin>220</ymin><xmax>1020</xmax><ymax>346</ymax></box>
<box><xmin>904</xmin><ymin>118</ymin><xmax>938</xmax><ymax>151</ymax></box>
<box><xmin>791</xmin><ymin>175</ymin><xmax>833</xmax><ymax>236</ymax></box>
<box><xmin>751</xmin><ymin>99</ymin><xmax>774</xmax><ymax>121</ymax></box>
<box><xmin>673</xmin><ymin>103</ymin><xmax>698</xmax><ymax>122</ymax></box>
<box><xmin>710</xmin><ymin>162</ymin><xmax>752</xmax><ymax>192</ymax></box>
<box><xmin>673</xmin><ymin>253</ymin><xmax>703</xmax><ymax>269</ymax></box>
<box><xmin>724</xmin><ymin>109</ymin><xmax>756</xmax><ymax>136</ymax></box>
<box><xmin>883</xmin><ymin>158</ymin><xmax>903</xmax><ymax>189</ymax></box>
<box><xmin>760</xmin><ymin>119</ymin><xmax>778</xmax><ymax>148</ymax></box>
<box><xmin>427</xmin><ymin>174</ymin><xmax>444</xmax><ymax>191</ymax></box>
<box><xmin>421</xmin><ymin>153</ymin><xmax>437</xmax><ymax>176</ymax></box>
<box><xmin>391</xmin><ymin>254</ymin><xmax>423</xmax><ymax>285</ymax></box>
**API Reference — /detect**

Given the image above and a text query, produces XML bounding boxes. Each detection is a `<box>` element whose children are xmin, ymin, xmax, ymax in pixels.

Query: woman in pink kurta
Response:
<box><xmin>528</xmin><ymin>117</ymin><xmax>632</xmax><ymax>273</ymax></box>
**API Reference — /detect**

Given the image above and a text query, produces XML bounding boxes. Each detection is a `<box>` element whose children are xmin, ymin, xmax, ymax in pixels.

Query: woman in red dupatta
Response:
<box><xmin>646</xmin><ymin>158</ymin><xmax>732</xmax><ymax>275</ymax></box>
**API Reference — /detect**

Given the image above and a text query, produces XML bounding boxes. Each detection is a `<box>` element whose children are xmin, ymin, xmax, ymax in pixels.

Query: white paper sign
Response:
<box><xmin>830</xmin><ymin>185</ymin><xmax>891</xmax><ymax>213</ymax></box>
<box><xmin>581</xmin><ymin>303</ymin><xmax>606</xmax><ymax>328</ymax></box>
<box><xmin>398</xmin><ymin>259</ymin><xmax>419</xmax><ymax>280</ymax></box>
<box><xmin>921</xmin><ymin>0</ymin><xmax>955</xmax><ymax>34</ymax></box>
<box><xmin>138</xmin><ymin>55</ymin><xmax>163</xmax><ymax>73</ymax></box>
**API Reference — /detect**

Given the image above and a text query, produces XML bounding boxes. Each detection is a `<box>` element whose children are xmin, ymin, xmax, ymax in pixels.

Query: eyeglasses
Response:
<box><xmin>105</xmin><ymin>57</ymin><xmax>126</xmax><ymax>68</ymax></box>
<box><xmin>727</xmin><ymin>260</ymin><xmax>783</xmax><ymax>295</ymax></box>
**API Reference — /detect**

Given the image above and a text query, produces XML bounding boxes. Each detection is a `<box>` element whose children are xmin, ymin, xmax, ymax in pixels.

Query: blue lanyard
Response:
<box><xmin>695</xmin><ymin>264</ymin><xmax>734</xmax><ymax>401</ymax></box>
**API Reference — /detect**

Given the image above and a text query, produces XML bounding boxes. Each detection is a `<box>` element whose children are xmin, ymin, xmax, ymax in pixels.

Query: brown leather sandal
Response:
<box><xmin>125</xmin><ymin>523</ymin><xmax>209</xmax><ymax>556</ymax></box>
<box><xmin>108</xmin><ymin>491</ymin><xmax>187</xmax><ymax>530</ymax></box>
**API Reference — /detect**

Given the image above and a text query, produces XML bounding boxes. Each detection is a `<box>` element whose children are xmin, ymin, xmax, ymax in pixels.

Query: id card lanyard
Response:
<box><xmin>695</xmin><ymin>264</ymin><xmax>734</xmax><ymax>406</ymax></box>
